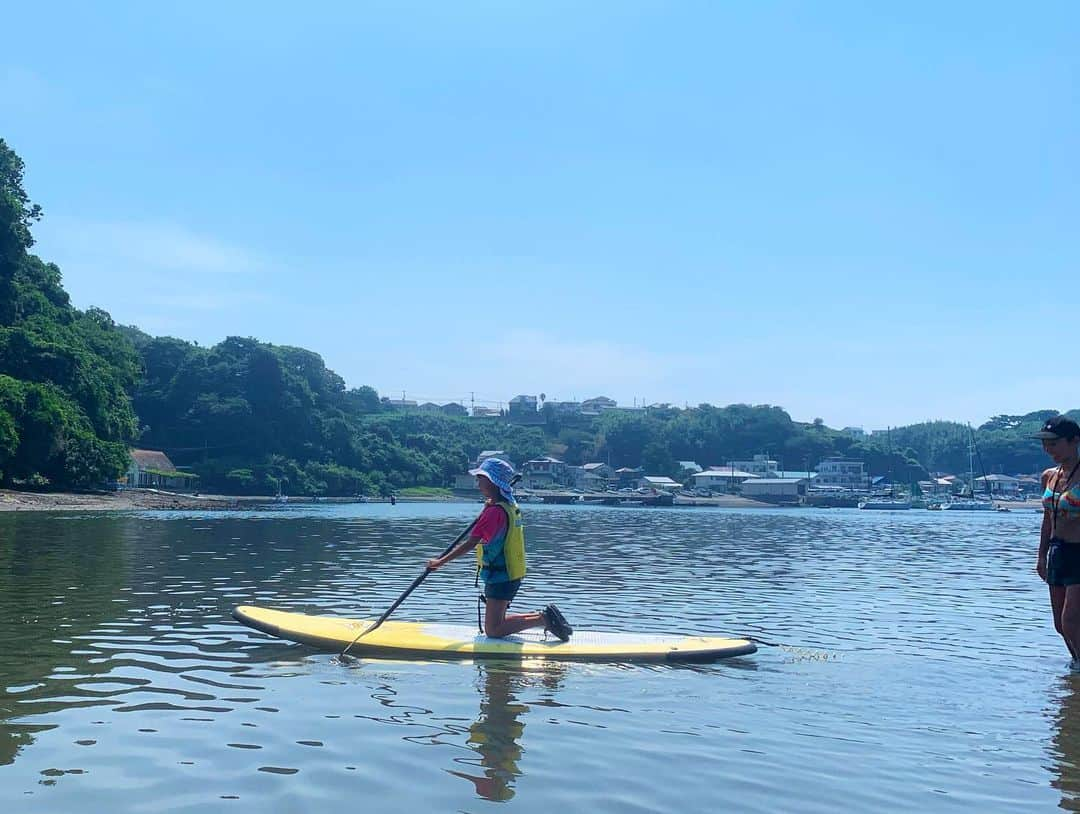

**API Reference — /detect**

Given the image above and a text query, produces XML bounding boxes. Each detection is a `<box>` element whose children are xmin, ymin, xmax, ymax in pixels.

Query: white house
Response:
<box><xmin>692</xmin><ymin>469</ymin><xmax>758</xmax><ymax>492</ymax></box>
<box><xmin>726</xmin><ymin>455</ymin><xmax>779</xmax><ymax>478</ymax></box>
<box><xmin>814</xmin><ymin>458</ymin><xmax>868</xmax><ymax>490</ymax></box>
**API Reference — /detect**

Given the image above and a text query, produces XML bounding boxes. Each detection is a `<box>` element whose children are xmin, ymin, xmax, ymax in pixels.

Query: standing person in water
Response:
<box><xmin>427</xmin><ymin>457</ymin><xmax>573</xmax><ymax>641</ymax></box>
<box><xmin>1035</xmin><ymin>416</ymin><xmax>1080</xmax><ymax>664</ymax></box>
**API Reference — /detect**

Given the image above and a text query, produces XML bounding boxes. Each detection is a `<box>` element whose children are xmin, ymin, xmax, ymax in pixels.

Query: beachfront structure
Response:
<box><xmin>814</xmin><ymin>457</ymin><xmax>869</xmax><ymax>490</ymax></box>
<box><xmin>569</xmin><ymin>466</ymin><xmax>608</xmax><ymax>491</ymax></box>
<box><xmin>741</xmin><ymin>477</ymin><xmax>808</xmax><ymax>504</ymax></box>
<box><xmin>615</xmin><ymin>467</ymin><xmax>644</xmax><ymax>488</ymax></box>
<box><xmin>641</xmin><ymin>476</ymin><xmax>683</xmax><ymax>492</ymax></box>
<box><xmin>726</xmin><ymin>455</ymin><xmax>779</xmax><ymax>478</ymax></box>
<box><xmin>583</xmin><ymin>462</ymin><xmax>615</xmax><ymax>480</ymax></box>
<box><xmin>974</xmin><ymin>474</ymin><xmax>1021</xmax><ymax>498</ymax></box>
<box><xmin>691</xmin><ymin>469</ymin><xmax>758</xmax><ymax>493</ymax></box>
<box><xmin>918</xmin><ymin>478</ymin><xmax>955</xmax><ymax>499</ymax></box>
<box><xmin>126</xmin><ymin>449</ymin><xmax>192</xmax><ymax>489</ymax></box>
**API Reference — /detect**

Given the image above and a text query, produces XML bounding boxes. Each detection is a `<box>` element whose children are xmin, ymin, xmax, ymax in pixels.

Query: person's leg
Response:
<box><xmin>484</xmin><ymin>599</ymin><xmax>545</xmax><ymax>638</ymax></box>
<box><xmin>1059</xmin><ymin>584</ymin><xmax>1080</xmax><ymax>659</ymax></box>
<box><xmin>1050</xmin><ymin>585</ymin><xmax>1075</xmax><ymax>657</ymax></box>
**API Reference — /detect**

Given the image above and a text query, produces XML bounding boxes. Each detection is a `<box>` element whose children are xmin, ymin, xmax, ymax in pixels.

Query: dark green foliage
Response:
<box><xmin>0</xmin><ymin>140</ymin><xmax>138</xmax><ymax>488</ymax></box>
<box><xmin>0</xmin><ymin>140</ymin><xmax>1068</xmax><ymax>495</ymax></box>
<box><xmin>128</xmin><ymin>331</ymin><xmax>550</xmax><ymax>495</ymax></box>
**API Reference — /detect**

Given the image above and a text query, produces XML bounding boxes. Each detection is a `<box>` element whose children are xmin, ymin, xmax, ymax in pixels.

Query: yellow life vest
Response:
<box><xmin>475</xmin><ymin>500</ymin><xmax>527</xmax><ymax>582</ymax></box>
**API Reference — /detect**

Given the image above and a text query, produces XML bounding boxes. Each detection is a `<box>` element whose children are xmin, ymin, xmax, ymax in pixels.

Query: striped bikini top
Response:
<box><xmin>1044</xmin><ymin>463</ymin><xmax>1080</xmax><ymax>515</ymax></box>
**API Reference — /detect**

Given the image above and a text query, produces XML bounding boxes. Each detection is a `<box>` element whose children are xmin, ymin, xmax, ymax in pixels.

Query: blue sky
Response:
<box><xmin>2</xmin><ymin>2</ymin><xmax>1076</xmax><ymax>428</ymax></box>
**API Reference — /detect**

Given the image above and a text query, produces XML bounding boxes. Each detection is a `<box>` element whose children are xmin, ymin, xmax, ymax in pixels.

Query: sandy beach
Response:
<box><xmin>0</xmin><ymin>489</ymin><xmax>461</xmax><ymax>512</ymax></box>
<box><xmin>0</xmin><ymin>488</ymin><xmax>246</xmax><ymax>512</ymax></box>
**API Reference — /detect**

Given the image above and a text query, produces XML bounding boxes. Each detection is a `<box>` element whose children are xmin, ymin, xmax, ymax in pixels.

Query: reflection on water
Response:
<box><xmin>450</xmin><ymin>663</ymin><xmax>565</xmax><ymax>801</ymax></box>
<box><xmin>1049</xmin><ymin>674</ymin><xmax>1080</xmax><ymax>811</ymax></box>
<box><xmin>0</xmin><ymin>514</ymin><xmax>134</xmax><ymax>766</ymax></box>
<box><xmin>0</xmin><ymin>504</ymin><xmax>1072</xmax><ymax>812</ymax></box>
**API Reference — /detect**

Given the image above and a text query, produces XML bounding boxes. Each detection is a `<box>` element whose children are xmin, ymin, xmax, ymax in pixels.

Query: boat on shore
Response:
<box><xmin>939</xmin><ymin>498</ymin><xmax>995</xmax><ymax>511</ymax></box>
<box><xmin>858</xmin><ymin>498</ymin><xmax>912</xmax><ymax>510</ymax></box>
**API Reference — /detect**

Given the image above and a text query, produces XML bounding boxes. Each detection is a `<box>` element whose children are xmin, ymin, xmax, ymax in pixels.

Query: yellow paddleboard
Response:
<box><xmin>233</xmin><ymin>605</ymin><xmax>756</xmax><ymax>663</ymax></box>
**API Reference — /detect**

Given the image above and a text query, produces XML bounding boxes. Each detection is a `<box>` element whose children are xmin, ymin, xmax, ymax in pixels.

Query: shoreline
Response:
<box><xmin>0</xmin><ymin>488</ymin><xmax>450</xmax><ymax>512</ymax></box>
<box><xmin>0</xmin><ymin>488</ymin><xmax>1044</xmax><ymax>514</ymax></box>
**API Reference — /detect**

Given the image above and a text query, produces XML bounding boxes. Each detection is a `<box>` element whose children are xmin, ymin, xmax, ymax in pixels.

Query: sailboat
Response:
<box><xmin>859</xmin><ymin>428</ymin><xmax>912</xmax><ymax>509</ymax></box>
<box><xmin>939</xmin><ymin>426</ymin><xmax>994</xmax><ymax>511</ymax></box>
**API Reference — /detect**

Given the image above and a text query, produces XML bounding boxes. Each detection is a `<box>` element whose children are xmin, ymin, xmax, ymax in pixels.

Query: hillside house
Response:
<box><xmin>126</xmin><ymin>449</ymin><xmax>192</xmax><ymax>490</ymax></box>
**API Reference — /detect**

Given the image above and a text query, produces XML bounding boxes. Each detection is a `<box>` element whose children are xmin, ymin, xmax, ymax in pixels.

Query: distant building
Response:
<box><xmin>842</xmin><ymin>427</ymin><xmax>866</xmax><ymax>438</ymax></box>
<box><xmin>614</xmin><ymin>466</ymin><xmax>644</xmax><ymax>488</ymax></box>
<box><xmin>974</xmin><ymin>474</ymin><xmax>1021</xmax><ymax>498</ymax></box>
<box><xmin>509</xmin><ymin>395</ymin><xmax>538</xmax><ymax>416</ymax></box>
<box><xmin>471</xmin><ymin>406</ymin><xmax>501</xmax><ymax>417</ymax></box>
<box><xmin>381</xmin><ymin>397</ymin><xmax>418</xmax><ymax>409</ymax></box>
<box><xmin>455</xmin><ymin>451</ymin><xmax>515</xmax><ymax>492</ymax></box>
<box><xmin>918</xmin><ymin>478</ymin><xmax>954</xmax><ymax>498</ymax></box>
<box><xmin>476</xmin><ymin>450</ymin><xmax>512</xmax><ymax>467</ymax></box>
<box><xmin>547</xmin><ymin>401</ymin><xmax>582</xmax><ymax>416</ymax></box>
<box><xmin>581</xmin><ymin>396</ymin><xmax>617</xmax><ymax>414</ymax></box>
<box><xmin>418</xmin><ymin>402</ymin><xmax>441</xmax><ymax>412</ymax></box>
<box><xmin>521</xmin><ymin>457</ymin><xmax>569</xmax><ymax>489</ymax></box>
<box><xmin>677</xmin><ymin>461</ymin><xmax>703</xmax><ymax>476</ymax></box>
<box><xmin>741</xmin><ymin>477</ymin><xmax>807</xmax><ymax>504</ymax></box>
<box><xmin>583</xmin><ymin>462</ymin><xmax>615</xmax><ymax>480</ymax></box>
<box><xmin>1016</xmin><ymin>475</ymin><xmax>1041</xmax><ymax>496</ymax></box>
<box><xmin>692</xmin><ymin>469</ymin><xmax>758</xmax><ymax>493</ymax></box>
<box><xmin>641</xmin><ymin>475</ymin><xmax>682</xmax><ymax>493</ymax></box>
<box><xmin>126</xmin><ymin>449</ymin><xmax>191</xmax><ymax>490</ymax></box>
<box><xmin>441</xmin><ymin>402</ymin><xmax>468</xmax><ymax>417</ymax></box>
<box><xmin>570</xmin><ymin>466</ymin><xmax>608</xmax><ymax>491</ymax></box>
<box><xmin>814</xmin><ymin>457</ymin><xmax>868</xmax><ymax>490</ymax></box>
<box><xmin>726</xmin><ymin>455</ymin><xmax>779</xmax><ymax>478</ymax></box>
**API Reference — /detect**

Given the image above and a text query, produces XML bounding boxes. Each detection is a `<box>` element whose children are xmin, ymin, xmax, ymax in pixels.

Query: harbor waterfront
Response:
<box><xmin>0</xmin><ymin>502</ymin><xmax>1075</xmax><ymax>812</ymax></box>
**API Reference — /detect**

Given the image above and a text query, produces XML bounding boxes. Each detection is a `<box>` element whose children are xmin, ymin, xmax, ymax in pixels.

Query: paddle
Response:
<box><xmin>338</xmin><ymin>472</ymin><xmax>523</xmax><ymax>663</ymax></box>
<box><xmin>338</xmin><ymin>517</ymin><xmax>479</xmax><ymax>661</ymax></box>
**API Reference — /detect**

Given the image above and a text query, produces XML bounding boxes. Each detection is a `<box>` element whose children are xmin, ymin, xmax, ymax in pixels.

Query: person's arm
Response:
<box><xmin>1038</xmin><ymin>469</ymin><xmax>1053</xmax><ymax>581</ymax></box>
<box><xmin>428</xmin><ymin>534</ymin><xmax>483</xmax><ymax>570</ymax></box>
<box><xmin>427</xmin><ymin>505</ymin><xmax>504</xmax><ymax>570</ymax></box>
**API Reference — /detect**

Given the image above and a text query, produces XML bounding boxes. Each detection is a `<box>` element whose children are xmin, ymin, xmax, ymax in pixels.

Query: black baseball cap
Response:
<box><xmin>1031</xmin><ymin>415</ymin><xmax>1080</xmax><ymax>440</ymax></box>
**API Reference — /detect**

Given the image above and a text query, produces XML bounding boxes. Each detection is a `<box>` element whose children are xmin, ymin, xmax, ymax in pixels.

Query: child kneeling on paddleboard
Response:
<box><xmin>426</xmin><ymin>457</ymin><xmax>573</xmax><ymax>642</ymax></box>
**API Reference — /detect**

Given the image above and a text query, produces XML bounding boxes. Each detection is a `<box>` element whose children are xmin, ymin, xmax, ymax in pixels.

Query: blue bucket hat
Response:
<box><xmin>468</xmin><ymin>457</ymin><xmax>516</xmax><ymax>503</ymax></box>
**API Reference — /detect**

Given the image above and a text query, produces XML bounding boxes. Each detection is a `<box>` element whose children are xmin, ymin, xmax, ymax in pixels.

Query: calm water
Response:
<box><xmin>0</xmin><ymin>503</ymin><xmax>1075</xmax><ymax>812</ymax></box>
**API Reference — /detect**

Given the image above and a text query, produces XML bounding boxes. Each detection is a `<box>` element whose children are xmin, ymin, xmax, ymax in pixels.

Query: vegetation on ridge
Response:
<box><xmin>0</xmin><ymin>139</ymin><xmax>1072</xmax><ymax>495</ymax></box>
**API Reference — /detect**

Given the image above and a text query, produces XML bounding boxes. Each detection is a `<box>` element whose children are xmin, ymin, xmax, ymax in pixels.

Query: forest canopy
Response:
<box><xmin>0</xmin><ymin>139</ymin><xmax>1070</xmax><ymax>494</ymax></box>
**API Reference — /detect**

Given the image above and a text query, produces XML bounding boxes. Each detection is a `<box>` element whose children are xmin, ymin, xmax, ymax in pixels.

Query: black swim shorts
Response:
<box><xmin>483</xmin><ymin>578</ymin><xmax>522</xmax><ymax>602</ymax></box>
<box><xmin>1047</xmin><ymin>539</ymin><xmax>1080</xmax><ymax>586</ymax></box>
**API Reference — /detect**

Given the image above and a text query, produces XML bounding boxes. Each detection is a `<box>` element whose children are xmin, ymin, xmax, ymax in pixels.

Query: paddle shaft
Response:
<box><xmin>340</xmin><ymin>517</ymin><xmax>478</xmax><ymax>658</ymax></box>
